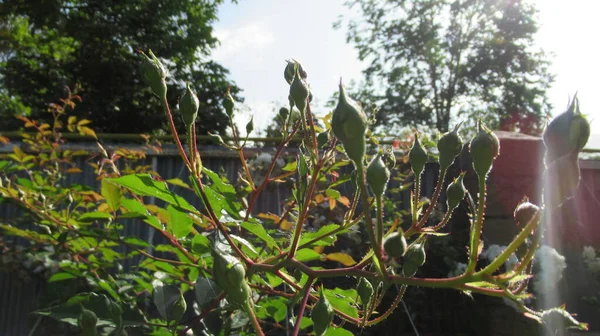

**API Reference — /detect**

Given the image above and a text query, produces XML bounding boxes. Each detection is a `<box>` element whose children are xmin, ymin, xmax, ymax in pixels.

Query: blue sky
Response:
<box><xmin>211</xmin><ymin>0</ymin><xmax>600</xmax><ymax>148</ymax></box>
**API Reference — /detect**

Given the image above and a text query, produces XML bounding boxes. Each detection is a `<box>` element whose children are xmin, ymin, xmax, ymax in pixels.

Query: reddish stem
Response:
<box><xmin>292</xmin><ymin>277</ymin><xmax>314</xmax><ymax>336</ymax></box>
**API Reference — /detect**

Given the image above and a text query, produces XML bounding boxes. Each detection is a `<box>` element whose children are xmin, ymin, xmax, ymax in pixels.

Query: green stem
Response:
<box><xmin>466</xmin><ymin>176</ymin><xmax>487</xmax><ymax>274</ymax></box>
<box><xmin>412</xmin><ymin>173</ymin><xmax>421</xmax><ymax>226</ymax></box>
<box><xmin>357</xmin><ymin>164</ymin><xmax>387</xmax><ymax>274</ymax></box>
<box><xmin>187</xmin><ymin>124</ymin><xmax>195</xmax><ymax>172</ymax></box>
<box><xmin>375</xmin><ymin>195</ymin><xmax>384</xmax><ymax>249</ymax></box>
<box><xmin>475</xmin><ymin>210</ymin><xmax>541</xmax><ymax>276</ymax></box>
<box><xmin>245</xmin><ymin>302</ymin><xmax>265</xmax><ymax>336</ymax></box>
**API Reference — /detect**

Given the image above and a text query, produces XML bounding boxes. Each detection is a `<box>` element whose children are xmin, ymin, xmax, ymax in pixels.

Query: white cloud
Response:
<box><xmin>212</xmin><ymin>22</ymin><xmax>275</xmax><ymax>68</ymax></box>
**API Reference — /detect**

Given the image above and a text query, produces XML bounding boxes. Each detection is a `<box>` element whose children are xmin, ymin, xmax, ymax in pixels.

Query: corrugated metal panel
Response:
<box><xmin>0</xmin><ymin>144</ymin><xmax>436</xmax><ymax>335</ymax></box>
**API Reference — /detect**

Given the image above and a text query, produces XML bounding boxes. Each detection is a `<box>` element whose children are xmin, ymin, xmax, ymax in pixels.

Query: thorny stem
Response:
<box><xmin>375</xmin><ymin>195</ymin><xmax>384</xmax><ymax>249</ymax></box>
<box><xmin>231</xmin><ymin>116</ymin><xmax>255</xmax><ymax>189</ymax></box>
<box><xmin>364</xmin><ymin>285</ymin><xmax>407</xmax><ymax>326</ymax></box>
<box><xmin>288</xmin><ymin>159</ymin><xmax>324</xmax><ymax>258</ymax></box>
<box><xmin>244</xmin><ymin>121</ymin><xmax>301</xmax><ymax>222</ymax></box>
<box><xmin>416</xmin><ymin>168</ymin><xmax>447</xmax><ymax>229</ymax></box>
<box><xmin>292</xmin><ymin>277</ymin><xmax>314</xmax><ymax>336</ymax></box>
<box><xmin>162</xmin><ymin>98</ymin><xmax>248</xmax><ymax>264</ymax></box>
<box><xmin>412</xmin><ymin>173</ymin><xmax>421</xmax><ymax>227</ymax></box>
<box><xmin>161</xmin><ymin>98</ymin><xmax>191</xmax><ymax>170</ymax></box>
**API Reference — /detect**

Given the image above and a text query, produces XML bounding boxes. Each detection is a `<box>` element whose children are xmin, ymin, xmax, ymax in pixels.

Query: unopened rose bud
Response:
<box><xmin>513</xmin><ymin>197</ymin><xmax>539</xmax><ymax>226</ymax></box>
<box><xmin>437</xmin><ymin>123</ymin><xmax>463</xmax><ymax>172</ymax></box>
<box><xmin>331</xmin><ymin>80</ymin><xmax>368</xmax><ymax>164</ymax></box>
<box><xmin>180</xmin><ymin>84</ymin><xmax>199</xmax><ymax>129</ymax></box>
<box><xmin>223</xmin><ymin>88</ymin><xmax>235</xmax><ymax>118</ymax></box>
<box><xmin>409</xmin><ymin>133</ymin><xmax>428</xmax><ymax>177</ymax></box>
<box><xmin>367</xmin><ymin>152</ymin><xmax>390</xmax><ymax>197</ymax></box>
<box><xmin>139</xmin><ymin>50</ymin><xmax>167</xmax><ymax>99</ymax></box>
<box><xmin>469</xmin><ymin>121</ymin><xmax>500</xmax><ymax>179</ymax></box>
<box><xmin>446</xmin><ymin>172</ymin><xmax>466</xmax><ymax>212</ymax></box>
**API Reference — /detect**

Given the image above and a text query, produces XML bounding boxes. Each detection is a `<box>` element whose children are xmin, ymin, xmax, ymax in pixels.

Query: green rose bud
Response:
<box><xmin>331</xmin><ymin>80</ymin><xmax>368</xmax><ymax>164</ymax></box>
<box><xmin>108</xmin><ymin>301</ymin><xmax>123</xmax><ymax>328</ymax></box>
<box><xmin>284</xmin><ymin>59</ymin><xmax>307</xmax><ymax>85</ymax></box>
<box><xmin>246</xmin><ymin>115</ymin><xmax>254</xmax><ymax>135</ymax></box>
<box><xmin>543</xmin><ymin>96</ymin><xmax>590</xmax><ymax>163</ymax></box>
<box><xmin>139</xmin><ymin>50</ymin><xmax>167</xmax><ymax>99</ymax></box>
<box><xmin>383</xmin><ymin>231</ymin><xmax>408</xmax><ymax>258</ymax></box>
<box><xmin>446</xmin><ymin>172</ymin><xmax>466</xmax><ymax>212</ymax></box>
<box><xmin>311</xmin><ymin>287</ymin><xmax>334</xmax><ymax>336</ymax></box>
<box><xmin>169</xmin><ymin>292</ymin><xmax>187</xmax><ymax>324</ymax></box>
<box><xmin>212</xmin><ymin>249</ymin><xmax>252</xmax><ymax>308</ymax></box>
<box><xmin>437</xmin><ymin>123</ymin><xmax>463</xmax><ymax>172</ymax></box>
<box><xmin>223</xmin><ymin>89</ymin><xmax>235</xmax><ymax>118</ymax></box>
<box><xmin>79</xmin><ymin>308</ymin><xmax>98</xmax><ymax>336</ymax></box>
<box><xmin>543</xmin><ymin>153</ymin><xmax>580</xmax><ymax>208</ymax></box>
<box><xmin>290</xmin><ymin>69</ymin><xmax>310</xmax><ymax>113</ymax></box>
<box><xmin>469</xmin><ymin>121</ymin><xmax>500</xmax><ymax>179</ymax></box>
<box><xmin>409</xmin><ymin>133</ymin><xmax>428</xmax><ymax>177</ymax></box>
<box><xmin>356</xmin><ymin>278</ymin><xmax>374</xmax><ymax>307</ymax></box>
<box><xmin>279</xmin><ymin>107</ymin><xmax>289</xmax><ymax>121</ymax></box>
<box><xmin>284</xmin><ymin>61</ymin><xmax>295</xmax><ymax>85</ymax></box>
<box><xmin>367</xmin><ymin>152</ymin><xmax>390</xmax><ymax>197</ymax></box>
<box><xmin>402</xmin><ymin>243</ymin><xmax>426</xmax><ymax>277</ymax></box>
<box><xmin>208</xmin><ymin>133</ymin><xmax>226</xmax><ymax>146</ymax></box>
<box><xmin>317</xmin><ymin>131</ymin><xmax>330</xmax><ymax>148</ymax></box>
<box><xmin>180</xmin><ymin>84</ymin><xmax>199</xmax><ymax>129</ymax></box>
<box><xmin>513</xmin><ymin>197</ymin><xmax>540</xmax><ymax>226</ymax></box>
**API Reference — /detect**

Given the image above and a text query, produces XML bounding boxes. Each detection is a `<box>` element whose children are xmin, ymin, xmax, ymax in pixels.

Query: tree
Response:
<box><xmin>0</xmin><ymin>0</ymin><xmax>241</xmax><ymax>134</ymax></box>
<box><xmin>336</xmin><ymin>0</ymin><xmax>554</xmax><ymax>134</ymax></box>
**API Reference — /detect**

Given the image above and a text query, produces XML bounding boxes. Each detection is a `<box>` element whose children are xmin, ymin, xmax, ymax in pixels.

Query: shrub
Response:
<box><xmin>0</xmin><ymin>53</ymin><xmax>590</xmax><ymax>335</ymax></box>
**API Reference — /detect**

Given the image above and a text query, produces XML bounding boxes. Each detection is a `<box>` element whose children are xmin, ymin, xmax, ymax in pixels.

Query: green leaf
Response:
<box><xmin>34</xmin><ymin>293</ymin><xmax>144</xmax><ymax>327</ymax></box>
<box><xmin>295</xmin><ymin>248</ymin><xmax>322</xmax><ymax>262</ymax></box>
<box><xmin>79</xmin><ymin>212</ymin><xmax>113</xmax><ymax>222</ymax></box>
<box><xmin>166</xmin><ymin>178</ymin><xmax>191</xmax><ymax>189</ymax></box>
<box><xmin>48</xmin><ymin>272</ymin><xmax>77</xmax><ymax>282</ymax></box>
<box><xmin>256</xmin><ymin>297</ymin><xmax>287</xmax><ymax>323</ymax></box>
<box><xmin>281</xmin><ymin>160</ymin><xmax>298</xmax><ymax>172</ymax></box>
<box><xmin>107</xmin><ymin>174</ymin><xmax>197</xmax><ymax>214</ymax></box>
<box><xmin>167</xmin><ymin>205</ymin><xmax>192</xmax><ymax>238</ymax></box>
<box><xmin>101</xmin><ymin>179</ymin><xmax>122</xmax><ymax>211</ymax></box>
<box><xmin>325</xmin><ymin>188</ymin><xmax>340</xmax><ymax>200</ymax></box>
<box><xmin>98</xmin><ymin>279</ymin><xmax>120</xmax><ymax>300</ymax></box>
<box><xmin>265</xmin><ymin>273</ymin><xmax>283</xmax><ymax>288</ymax></box>
<box><xmin>195</xmin><ymin>277</ymin><xmax>222</xmax><ymax>309</ymax></box>
<box><xmin>120</xmin><ymin>198</ymin><xmax>162</xmax><ymax>230</ymax></box>
<box><xmin>325</xmin><ymin>327</ymin><xmax>354</xmax><ymax>336</ymax></box>
<box><xmin>230</xmin><ymin>234</ymin><xmax>259</xmax><ymax>258</ymax></box>
<box><xmin>241</xmin><ymin>221</ymin><xmax>279</xmax><ymax>252</ymax></box>
<box><xmin>299</xmin><ymin>224</ymin><xmax>342</xmax><ymax>247</ymax></box>
<box><xmin>299</xmin><ymin>316</ymin><xmax>313</xmax><ymax>330</ymax></box>
<box><xmin>323</xmin><ymin>288</ymin><xmax>359</xmax><ymax>319</ymax></box>
<box><xmin>202</xmin><ymin>167</ymin><xmax>242</xmax><ymax>219</ymax></box>
<box><xmin>191</xmin><ymin>234</ymin><xmax>211</xmax><ymax>255</ymax></box>
<box><xmin>152</xmin><ymin>280</ymin><xmax>186</xmax><ymax>323</ymax></box>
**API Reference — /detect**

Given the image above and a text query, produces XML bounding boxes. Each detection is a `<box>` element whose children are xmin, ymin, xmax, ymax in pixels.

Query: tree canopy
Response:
<box><xmin>336</xmin><ymin>0</ymin><xmax>553</xmax><ymax>134</ymax></box>
<box><xmin>0</xmin><ymin>0</ymin><xmax>240</xmax><ymax>134</ymax></box>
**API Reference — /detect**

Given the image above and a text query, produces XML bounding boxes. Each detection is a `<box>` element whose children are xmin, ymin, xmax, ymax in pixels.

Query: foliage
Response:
<box><xmin>0</xmin><ymin>53</ymin><xmax>590</xmax><ymax>336</ymax></box>
<box><xmin>0</xmin><ymin>0</ymin><xmax>241</xmax><ymax>135</ymax></box>
<box><xmin>335</xmin><ymin>0</ymin><xmax>554</xmax><ymax>134</ymax></box>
